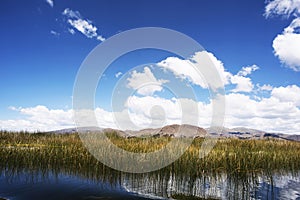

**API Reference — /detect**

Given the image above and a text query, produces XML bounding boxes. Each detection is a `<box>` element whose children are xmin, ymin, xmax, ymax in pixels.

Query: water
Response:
<box><xmin>0</xmin><ymin>170</ymin><xmax>153</xmax><ymax>200</ymax></box>
<box><xmin>1</xmin><ymin>167</ymin><xmax>300</xmax><ymax>200</ymax></box>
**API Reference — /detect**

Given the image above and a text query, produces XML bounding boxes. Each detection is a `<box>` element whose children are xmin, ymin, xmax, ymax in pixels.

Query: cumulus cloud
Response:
<box><xmin>265</xmin><ymin>1</ymin><xmax>300</xmax><ymax>71</ymax></box>
<box><xmin>237</xmin><ymin>65</ymin><xmax>259</xmax><ymax>76</ymax></box>
<box><xmin>271</xmin><ymin>84</ymin><xmax>300</xmax><ymax>106</ymax></box>
<box><xmin>230</xmin><ymin>65</ymin><xmax>259</xmax><ymax>93</ymax></box>
<box><xmin>124</xmin><ymin>96</ymin><xmax>214</xmax><ymax>129</ymax></box>
<box><xmin>127</xmin><ymin>67</ymin><xmax>168</xmax><ymax>96</ymax></box>
<box><xmin>46</xmin><ymin>0</ymin><xmax>54</xmax><ymax>7</ymax></box>
<box><xmin>124</xmin><ymin>96</ymin><xmax>182</xmax><ymax>128</ymax></box>
<box><xmin>157</xmin><ymin>56</ymin><xmax>207</xmax><ymax>88</ymax></box>
<box><xmin>126</xmin><ymin>96</ymin><xmax>181</xmax><ymax>120</ymax></box>
<box><xmin>62</xmin><ymin>8</ymin><xmax>105</xmax><ymax>42</ymax></box>
<box><xmin>157</xmin><ymin>51</ymin><xmax>258</xmax><ymax>93</ymax></box>
<box><xmin>224</xmin><ymin>91</ymin><xmax>300</xmax><ymax>133</ymax></box>
<box><xmin>2</xmin><ymin>84</ymin><xmax>300</xmax><ymax>134</ymax></box>
<box><xmin>157</xmin><ymin>51</ymin><xmax>231</xmax><ymax>89</ymax></box>
<box><xmin>272</xmin><ymin>17</ymin><xmax>300</xmax><ymax>71</ymax></box>
<box><xmin>265</xmin><ymin>0</ymin><xmax>300</xmax><ymax>18</ymax></box>
<box><xmin>0</xmin><ymin>105</ymin><xmax>74</xmax><ymax>132</ymax></box>
<box><xmin>257</xmin><ymin>84</ymin><xmax>274</xmax><ymax>91</ymax></box>
<box><xmin>231</xmin><ymin>75</ymin><xmax>254</xmax><ymax>93</ymax></box>
<box><xmin>205</xmin><ymin>52</ymin><xmax>232</xmax><ymax>85</ymax></box>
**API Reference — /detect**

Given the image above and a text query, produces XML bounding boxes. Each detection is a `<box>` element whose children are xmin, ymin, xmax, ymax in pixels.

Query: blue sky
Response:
<box><xmin>1</xmin><ymin>0</ymin><xmax>300</xmax><ymax>133</ymax></box>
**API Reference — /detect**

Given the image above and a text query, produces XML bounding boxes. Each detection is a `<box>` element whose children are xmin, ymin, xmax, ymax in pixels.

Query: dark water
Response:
<box><xmin>1</xmin><ymin>167</ymin><xmax>300</xmax><ymax>200</ymax></box>
<box><xmin>0</xmin><ymin>170</ymin><xmax>155</xmax><ymax>200</ymax></box>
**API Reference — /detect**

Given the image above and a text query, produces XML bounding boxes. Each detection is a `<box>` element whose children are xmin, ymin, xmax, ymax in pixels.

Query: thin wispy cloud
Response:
<box><xmin>62</xmin><ymin>8</ymin><xmax>105</xmax><ymax>42</ymax></box>
<box><xmin>50</xmin><ymin>30</ymin><xmax>60</xmax><ymax>36</ymax></box>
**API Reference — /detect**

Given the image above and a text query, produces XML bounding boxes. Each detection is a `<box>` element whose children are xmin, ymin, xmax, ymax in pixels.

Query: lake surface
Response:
<box><xmin>0</xmin><ymin>170</ymin><xmax>153</xmax><ymax>200</ymax></box>
<box><xmin>1</xmin><ymin>167</ymin><xmax>300</xmax><ymax>200</ymax></box>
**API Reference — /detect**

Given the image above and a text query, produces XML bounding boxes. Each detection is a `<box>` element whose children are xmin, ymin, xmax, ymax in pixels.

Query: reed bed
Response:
<box><xmin>1</xmin><ymin>130</ymin><xmax>300</xmax><ymax>176</ymax></box>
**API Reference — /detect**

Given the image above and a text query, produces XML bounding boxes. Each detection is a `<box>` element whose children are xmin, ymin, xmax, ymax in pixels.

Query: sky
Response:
<box><xmin>0</xmin><ymin>0</ymin><xmax>300</xmax><ymax>134</ymax></box>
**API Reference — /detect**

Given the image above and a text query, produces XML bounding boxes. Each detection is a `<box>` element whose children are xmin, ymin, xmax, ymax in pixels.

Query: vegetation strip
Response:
<box><xmin>1</xmin><ymin>131</ymin><xmax>300</xmax><ymax>174</ymax></box>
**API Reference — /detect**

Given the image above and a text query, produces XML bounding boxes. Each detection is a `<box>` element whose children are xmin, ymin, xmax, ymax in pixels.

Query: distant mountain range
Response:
<box><xmin>50</xmin><ymin>124</ymin><xmax>300</xmax><ymax>142</ymax></box>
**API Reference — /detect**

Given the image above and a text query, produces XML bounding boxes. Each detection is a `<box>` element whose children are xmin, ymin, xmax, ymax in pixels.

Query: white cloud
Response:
<box><xmin>46</xmin><ymin>0</ymin><xmax>54</xmax><ymax>7</ymax></box>
<box><xmin>223</xmin><ymin>90</ymin><xmax>300</xmax><ymax>134</ymax></box>
<box><xmin>97</xmin><ymin>35</ymin><xmax>106</xmax><ymax>42</ymax></box>
<box><xmin>237</xmin><ymin>65</ymin><xmax>259</xmax><ymax>76</ymax></box>
<box><xmin>115</xmin><ymin>72</ymin><xmax>123</xmax><ymax>78</ymax></box>
<box><xmin>225</xmin><ymin>96</ymin><xmax>298</xmax><ymax>133</ymax></box>
<box><xmin>95</xmin><ymin>108</ymin><xmax>116</xmax><ymax>128</ymax></box>
<box><xmin>230</xmin><ymin>65</ymin><xmax>259</xmax><ymax>93</ymax></box>
<box><xmin>272</xmin><ymin>17</ymin><xmax>300</xmax><ymax>71</ymax></box>
<box><xmin>124</xmin><ymin>96</ymin><xmax>214</xmax><ymax>129</ymax></box>
<box><xmin>258</xmin><ymin>84</ymin><xmax>274</xmax><ymax>91</ymax></box>
<box><xmin>62</xmin><ymin>8</ymin><xmax>105</xmax><ymax>41</ymax></box>
<box><xmin>157</xmin><ymin>51</ymin><xmax>259</xmax><ymax>93</ymax></box>
<box><xmin>271</xmin><ymin>85</ymin><xmax>300</xmax><ymax>106</ymax></box>
<box><xmin>63</xmin><ymin>8</ymin><xmax>81</xmax><ymax>19</ymax></box>
<box><xmin>265</xmin><ymin>1</ymin><xmax>300</xmax><ymax>71</ymax></box>
<box><xmin>265</xmin><ymin>0</ymin><xmax>300</xmax><ymax>18</ymax></box>
<box><xmin>207</xmin><ymin>53</ymin><xmax>232</xmax><ymax>86</ymax></box>
<box><xmin>126</xmin><ymin>96</ymin><xmax>181</xmax><ymax>120</ymax></box>
<box><xmin>230</xmin><ymin>75</ymin><xmax>254</xmax><ymax>93</ymax></box>
<box><xmin>125</xmin><ymin>96</ymin><xmax>182</xmax><ymax>128</ymax></box>
<box><xmin>67</xmin><ymin>19</ymin><xmax>98</xmax><ymax>38</ymax></box>
<box><xmin>157</xmin><ymin>56</ymin><xmax>207</xmax><ymax>88</ymax></box>
<box><xmin>127</xmin><ymin>67</ymin><xmax>168</xmax><ymax>96</ymax></box>
<box><xmin>0</xmin><ymin>105</ymin><xmax>74</xmax><ymax>132</ymax></box>
<box><xmin>157</xmin><ymin>51</ymin><xmax>231</xmax><ymax>89</ymax></box>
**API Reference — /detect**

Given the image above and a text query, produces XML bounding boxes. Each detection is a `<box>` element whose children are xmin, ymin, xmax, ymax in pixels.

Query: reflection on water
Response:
<box><xmin>1</xmin><ymin>165</ymin><xmax>300</xmax><ymax>200</ymax></box>
<box><xmin>122</xmin><ymin>171</ymin><xmax>300</xmax><ymax>199</ymax></box>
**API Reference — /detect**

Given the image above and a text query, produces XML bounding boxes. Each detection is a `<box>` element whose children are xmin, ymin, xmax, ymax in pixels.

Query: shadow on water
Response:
<box><xmin>1</xmin><ymin>132</ymin><xmax>300</xmax><ymax>199</ymax></box>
